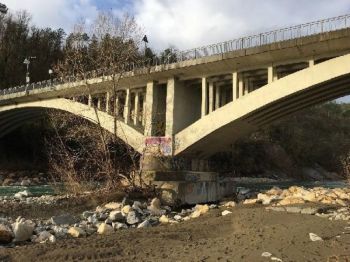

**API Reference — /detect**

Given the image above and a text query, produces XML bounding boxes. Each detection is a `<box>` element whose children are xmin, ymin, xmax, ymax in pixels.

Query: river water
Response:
<box><xmin>0</xmin><ymin>180</ymin><xmax>348</xmax><ymax>198</ymax></box>
<box><xmin>0</xmin><ymin>185</ymin><xmax>55</xmax><ymax>197</ymax></box>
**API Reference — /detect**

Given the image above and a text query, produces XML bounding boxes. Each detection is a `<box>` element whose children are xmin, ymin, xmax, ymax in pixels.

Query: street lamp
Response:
<box><xmin>23</xmin><ymin>56</ymin><xmax>36</xmax><ymax>85</ymax></box>
<box><xmin>48</xmin><ymin>69</ymin><xmax>53</xmax><ymax>85</ymax></box>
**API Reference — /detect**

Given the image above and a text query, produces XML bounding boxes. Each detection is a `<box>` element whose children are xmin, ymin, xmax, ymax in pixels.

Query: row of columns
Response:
<box><xmin>87</xmin><ymin>89</ymin><xmax>146</xmax><ymax>128</ymax></box>
<box><xmin>200</xmin><ymin>58</ymin><xmax>315</xmax><ymax>118</ymax></box>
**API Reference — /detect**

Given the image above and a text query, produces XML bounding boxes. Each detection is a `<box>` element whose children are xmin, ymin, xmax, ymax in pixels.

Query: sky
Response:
<box><xmin>2</xmin><ymin>0</ymin><xmax>350</xmax><ymax>101</ymax></box>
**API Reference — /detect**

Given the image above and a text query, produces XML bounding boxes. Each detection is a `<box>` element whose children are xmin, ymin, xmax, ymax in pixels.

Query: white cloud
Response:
<box><xmin>2</xmin><ymin>0</ymin><xmax>99</xmax><ymax>32</ymax></box>
<box><xmin>133</xmin><ymin>0</ymin><xmax>350</xmax><ymax>51</ymax></box>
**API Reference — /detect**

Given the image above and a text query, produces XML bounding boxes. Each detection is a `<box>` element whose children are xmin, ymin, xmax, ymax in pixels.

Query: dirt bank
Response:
<box><xmin>0</xmin><ymin>205</ymin><xmax>349</xmax><ymax>262</ymax></box>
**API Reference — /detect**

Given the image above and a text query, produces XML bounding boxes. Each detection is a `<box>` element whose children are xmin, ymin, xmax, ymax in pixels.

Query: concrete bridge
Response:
<box><xmin>1</xmin><ymin>15</ymin><xmax>350</xmax><ymax>204</ymax></box>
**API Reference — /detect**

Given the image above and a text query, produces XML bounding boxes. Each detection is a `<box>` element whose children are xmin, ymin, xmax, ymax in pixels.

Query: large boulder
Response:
<box><xmin>257</xmin><ymin>193</ymin><xmax>280</xmax><ymax>205</ymax></box>
<box><xmin>12</xmin><ymin>220</ymin><xmax>35</xmax><ymax>242</ymax></box>
<box><xmin>147</xmin><ymin>198</ymin><xmax>166</xmax><ymax>216</ymax></box>
<box><xmin>0</xmin><ymin>224</ymin><xmax>13</xmax><ymax>244</ymax></box>
<box><xmin>126</xmin><ymin>211</ymin><xmax>140</xmax><ymax>225</ymax></box>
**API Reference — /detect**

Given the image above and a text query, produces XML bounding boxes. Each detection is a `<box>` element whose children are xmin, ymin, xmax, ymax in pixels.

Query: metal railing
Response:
<box><xmin>1</xmin><ymin>13</ymin><xmax>350</xmax><ymax>97</ymax></box>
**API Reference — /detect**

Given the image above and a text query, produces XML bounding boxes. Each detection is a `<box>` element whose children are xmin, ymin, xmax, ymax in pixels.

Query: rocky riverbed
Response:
<box><xmin>1</xmin><ymin>184</ymin><xmax>350</xmax><ymax>251</ymax></box>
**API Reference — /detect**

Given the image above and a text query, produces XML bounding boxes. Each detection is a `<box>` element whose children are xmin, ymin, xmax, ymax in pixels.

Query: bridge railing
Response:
<box><xmin>2</xmin><ymin>14</ymin><xmax>350</xmax><ymax>97</ymax></box>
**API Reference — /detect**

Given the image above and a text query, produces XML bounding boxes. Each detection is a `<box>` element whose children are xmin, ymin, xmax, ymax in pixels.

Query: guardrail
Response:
<box><xmin>2</xmin><ymin>13</ymin><xmax>350</xmax><ymax>97</ymax></box>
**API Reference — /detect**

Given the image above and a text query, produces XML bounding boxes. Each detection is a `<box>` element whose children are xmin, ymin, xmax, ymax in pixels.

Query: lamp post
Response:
<box><xmin>48</xmin><ymin>69</ymin><xmax>53</xmax><ymax>85</ymax></box>
<box><xmin>23</xmin><ymin>56</ymin><xmax>36</xmax><ymax>85</ymax></box>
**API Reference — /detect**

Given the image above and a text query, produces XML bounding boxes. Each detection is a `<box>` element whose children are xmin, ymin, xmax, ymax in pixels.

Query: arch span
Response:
<box><xmin>175</xmin><ymin>54</ymin><xmax>350</xmax><ymax>157</ymax></box>
<box><xmin>0</xmin><ymin>99</ymin><xmax>145</xmax><ymax>153</ymax></box>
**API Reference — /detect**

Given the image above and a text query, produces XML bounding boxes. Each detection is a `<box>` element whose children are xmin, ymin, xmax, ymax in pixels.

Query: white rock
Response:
<box><xmin>309</xmin><ymin>233</ymin><xmax>323</xmax><ymax>242</ymax></box>
<box><xmin>112</xmin><ymin>222</ymin><xmax>128</xmax><ymax>230</ymax></box>
<box><xmin>190</xmin><ymin>210</ymin><xmax>201</xmax><ymax>219</ymax></box>
<box><xmin>137</xmin><ymin>220</ymin><xmax>151</xmax><ymax>228</ymax></box>
<box><xmin>223</xmin><ymin>201</ymin><xmax>236</xmax><ymax>208</ymax></box>
<box><xmin>68</xmin><ymin>227</ymin><xmax>86</xmax><ymax>238</ymax></box>
<box><xmin>97</xmin><ymin>223</ymin><xmax>114</xmax><ymax>235</ymax></box>
<box><xmin>14</xmin><ymin>190</ymin><xmax>32</xmax><ymax>199</ymax></box>
<box><xmin>222</xmin><ymin>210</ymin><xmax>232</xmax><ymax>216</ymax></box>
<box><xmin>104</xmin><ymin>202</ymin><xmax>121</xmax><ymax>210</ymax></box>
<box><xmin>49</xmin><ymin>235</ymin><xmax>56</xmax><ymax>243</ymax></box>
<box><xmin>174</xmin><ymin>215</ymin><xmax>182</xmax><ymax>221</ymax></box>
<box><xmin>35</xmin><ymin>231</ymin><xmax>54</xmax><ymax>243</ymax></box>
<box><xmin>12</xmin><ymin>220</ymin><xmax>35</xmax><ymax>242</ymax></box>
<box><xmin>261</xmin><ymin>252</ymin><xmax>272</xmax><ymax>257</ymax></box>
<box><xmin>159</xmin><ymin>215</ymin><xmax>170</xmax><ymax>224</ymax></box>
<box><xmin>271</xmin><ymin>257</ymin><xmax>283</xmax><ymax>262</ymax></box>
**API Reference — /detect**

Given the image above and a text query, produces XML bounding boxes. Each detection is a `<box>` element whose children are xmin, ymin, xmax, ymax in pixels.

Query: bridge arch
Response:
<box><xmin>174</xmin><ymin>54</ymin><xmax>350</xmax><ymax>157</ymax></box>
<box><xmin>0</xmin><ymin>99</ymin><xmax>145</xmax><ymax>153</ymax></box>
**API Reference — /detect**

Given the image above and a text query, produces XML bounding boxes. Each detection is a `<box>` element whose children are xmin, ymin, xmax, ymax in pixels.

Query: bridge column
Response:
<box><xmin>124</xmin><ymin>88</ymin><xmax>131</xmax><ymax>124</ymax></box>
<box><xmin>165</xmin><ymin>77</ymin><xmax>176</xmax><ymax>137</ymax></box>
<box><xmin>232</xmin><ymin>72</ymin><xmax>238</xmax><ymax>101</ymax></box>
<box><xmin>134</xmin><ymin>91</ymin><xmax>140</xmax><ymax>126</ymax></box>
<box><xmin>142</xmin><ymin>92</ymin><xmax>146</xmax><ymax>127</ymax></box>
<box><xmin>209</xmin><ymin>82</ymin><xmax>214</xmax><ymax>113</ymax></box>
<box><xmin>238</xmin><ymin>74</ymin><xmax>244</xmax><ymax>98</ymax></box>
<box><xmin>106</xmin><ymin>92</ymin><xmax>111</xmax><ymax>114</ymax></box>
<box><xmin>268</xmin><ymin>65</ymin><xmax>277</xmax><ymax>84</ymax></box>
<box><xmin>115</xmin><ymin>95</ymin><xmax>119</xmax><ymax>117</ymax></box>
<box><xmin>97</xmin><ymin>96</ymin><xmax>102</xmax><ymax>110</ymax></box>
<box><xmin>88</xmin><ymin>94</ymin><xmax>92</xmax><ymax>107</ymax></box>
<box><xmin>201</xmin><ymin>77</ymin><xmax>208</xmax><ymax>117</ymax></box>
<box><xmin>244</xmin><ymin>78</ymin><xmax>249</xmax><ymax>95</ymax></box>
<box><xmin>215</xmin><ymin>85</ymin><xmax>220</xmax><ymax>110</ymax></box>
<box><xmin>144</xmin><ymin>81</ymin><xmax>158</xmax><ymax>136</ymax></box>
<box><xmin>309</xmin><ymin>58</ymin><xmax>315</xmax><ymax>67</ymax></box>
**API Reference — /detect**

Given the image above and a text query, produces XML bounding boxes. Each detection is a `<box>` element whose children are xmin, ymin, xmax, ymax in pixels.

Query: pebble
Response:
<box><xmin>309</xmin><ymin>233</ymin><xmax>323</xmax><ymax>242</ymax></box>
<box><xmin>222</xmin><ymin>210</ymin><xmax>233</xmax><ymax>216</ymax></box>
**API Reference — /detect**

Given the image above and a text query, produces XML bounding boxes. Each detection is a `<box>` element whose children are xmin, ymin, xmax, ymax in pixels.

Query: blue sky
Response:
<box><xmin>2</xmin><ymin>0</ymin><xmax>350</xmax><ymax>102</ymax></box>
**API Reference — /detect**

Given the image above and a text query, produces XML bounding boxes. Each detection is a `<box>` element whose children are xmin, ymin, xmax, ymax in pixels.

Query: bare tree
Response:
<box><xmin>48</xmin><ymin>11</ymin><xmax>145</xmax><ymax>193</ymax></box>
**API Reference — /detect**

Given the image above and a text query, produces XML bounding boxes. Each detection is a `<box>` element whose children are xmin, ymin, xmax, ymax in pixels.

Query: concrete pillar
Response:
<box><xmin>124</xmin><ymin>88</ymin><xmax>131</xmax><ymax>124</ymax></box>
<box><xmin>244</xmin><ymin>78</ymin><xmax>249</xmax><ymax>95</ymax></box>
<box><xmin>209</xmin><ymin>82</ymin><xmax>214</xmax><ymax>113</ymax></box>
<box><xmin>142</xmin><ymin>92</ymin><xmax>146</xmax><ymax>127</ymax></box>
<box><xmin>238</xmin><ymin>75</ymin><xmax>244</xmax><ymax>98</ymax></box>
<box><xmin>201</xmin><ymin>77</ymin><xmax>208</xmax><ymax>117</ymax></box>
<box><xmin>215</xmin><ymin>85</ymin><xmax>220</xmax><ymax>110</ymax></box>
<box><xmin>268</xmin><ymin>66</ymin><xmax>274</xmax><ymax>84</ymax></box>
<box><xmin>144</xmin><ymin>81</ymin><xmax>158</xmax><ymax>136</ymax></box>
<box><xmin>165</xmin><ymin>77</ymin><xmax>176</xmax><ymax>137</ymax></box>
<box><xmin>221</xmin><ymin>88</ymin><xmax>226</xmax><ymax>106</ymax></box>
<box><xmin>115</xmin><ymin>95</ymin><xmax>119</xmax><ymax>117</ymax></box>
<box><xmin>97</xmin><ymin>97</ymin><xmax>102</xmax><ymax>110</ymax></box>
<box><xmin>134</xmin><ymin>91</ymin><xmax>140</xmax><ymax>126</ymax></box>
<box><xmin>106</xmin><ymin>92</ymin><xmax>110</xmax><ymax>113</ymax></box>
<box><xmin>232</xmin><ymin>72</ymin><xmax>238</xmax><ymax>101</ymax></box>
<box><xmin>309</xmin><ymin>59</ymin><xmax>315</xmax><ymax>67</ymax></box>
<box><xmin>88</xmin><ymin>94</ymin><xmax>92</xmax><ymax>107</ymax></box>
